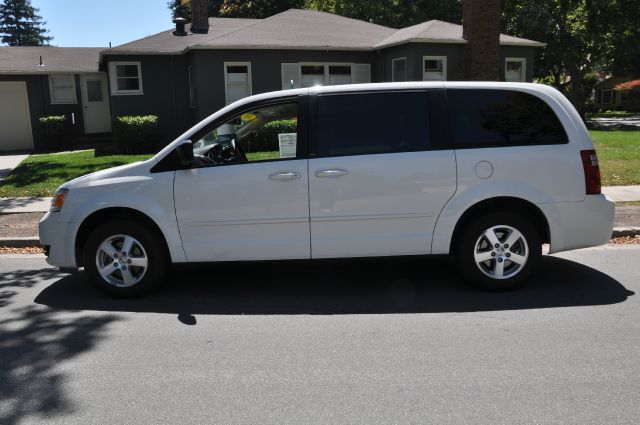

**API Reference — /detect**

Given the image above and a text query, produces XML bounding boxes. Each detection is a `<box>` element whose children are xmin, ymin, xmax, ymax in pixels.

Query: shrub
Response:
<box><xmin>38</xmin><ymin>115</ymin><xmax>69</xmax><ymax>151</ymax></box>
<box><xmin>113</xmin><ymin>115</ymin><xmax>159</xmax><ymax>154</ymax></box>
<box><xmin>242</xmin><ymin>119</ymin><xmax>297</xmax><ymax>152</ymax></box>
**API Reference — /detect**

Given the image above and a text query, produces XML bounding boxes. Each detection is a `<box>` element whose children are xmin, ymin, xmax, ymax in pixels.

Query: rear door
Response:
<box><xmin>308</xmin><ymin>89</ymin><xmax>456</xmax><ymax>258</ymax></box>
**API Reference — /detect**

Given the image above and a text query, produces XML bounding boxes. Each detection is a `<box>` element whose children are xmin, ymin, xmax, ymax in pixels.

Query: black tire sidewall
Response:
<box><xmin>84</xmin><ymin>220</ymin><xmax>168</xmax><ymax>297</ymax></box>
<box><xmin>456</xmin><ymin>212</ymin><xmax>541</xmax><ymax>291</ymax></box>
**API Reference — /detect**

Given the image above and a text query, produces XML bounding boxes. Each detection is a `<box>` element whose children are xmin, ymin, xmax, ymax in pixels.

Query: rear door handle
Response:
<box><xmin>269</xmin><ymin>171</ymin><xmax>300</xmax><ymax>181</ymax></box>
<box><xmin>315</xmin><ymin>169</ymin><xmax>348</xmax><ymax>178</ymax></box>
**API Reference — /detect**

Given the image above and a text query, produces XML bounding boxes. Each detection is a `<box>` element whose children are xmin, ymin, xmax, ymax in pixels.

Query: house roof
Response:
<box><xmin>374</xmin><ymin>20</ymin><xmax>545</xmax><ymax>48</ymax></box>
<box><xmin>103</xmin><ymin>9</ymin><xmax>544</xmax><ymax>56</ymax></box>
<box><xmin>108</xmin><ymin>17</ymin><xmax>257</xmax><ymax>54</ymax></box>
<box><xmin>0</xmin><ymin>46</ymin><xmax>103</xmax><ymax>74</ymax></box>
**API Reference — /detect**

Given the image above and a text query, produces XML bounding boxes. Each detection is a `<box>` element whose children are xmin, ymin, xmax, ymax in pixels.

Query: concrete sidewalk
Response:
<box><xmin>0</xmin><ymin>153</ymin><xmax>29</xmax><ymax>181</ymax></box>
<box><xmin>0</xmin><ymin>197</ymin><xmax>51</xmax><ymax>213</ymax></box>
<box><xmin>602</xmin><ymin>186</ymin><xmax>640</xmax><ymax>202</ymax></box>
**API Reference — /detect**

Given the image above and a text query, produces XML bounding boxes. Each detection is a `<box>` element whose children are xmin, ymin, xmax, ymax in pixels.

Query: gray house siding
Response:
<box><xmin>105</xmin><ymin>54</ymin><xmax>193</xmax><ymax>146</ymax></box>
<box><xmin>105</xmin><ymin>44</ymin><xmax>536</xmax><ymax>147</ymax></box>
<box><xmin>189</xmin><ymin>49</ymin><xmax>377</xmax><ymax>120</ymax></box>
<box><xmin>0</xmin><ymin>74</ymin><xmax>86</xmax><ymax>151</ymax></box>
<box><xmin>499</xmin><ymin>46</ymin><xmax>534</xmax><ymax>82</ymax></box>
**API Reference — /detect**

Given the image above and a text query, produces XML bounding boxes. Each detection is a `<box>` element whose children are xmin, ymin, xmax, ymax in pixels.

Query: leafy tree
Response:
<box><xmin>168</xmin><ymin>0</ymin><xmax>303</xmax><ymax>19</ymax></box>
<box><xmin>608</xmin><ymin>0</ymin><xmax>640</xmax><ymax>76</ymax></box>
<box><xmin>304</xmin><ymin>0</ymin><xmax>461</xmax><ymax>28</ymax></box>
<box><xmin>0</xmin><ymin>0</ymin><xmax>52</xmax><ymax>45</ymax></box>
<box><xmin>502</xmin><ymin>0</ymin><xmax>618</xmax><ymax>118</ymax></box>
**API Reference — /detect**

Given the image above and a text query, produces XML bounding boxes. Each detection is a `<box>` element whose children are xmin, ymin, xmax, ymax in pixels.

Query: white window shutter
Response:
<box><xmin>281</xmin><ymin>63</ymin><xmax>300</xmax><ymax>89</ymax></box>
<box><xmin>352</xmin><ymin>64</ymin><xmax>371</xmax><ymax>84</ymax></box>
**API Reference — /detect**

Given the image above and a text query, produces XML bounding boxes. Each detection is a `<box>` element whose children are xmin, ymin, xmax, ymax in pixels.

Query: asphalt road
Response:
<box><xmin>1</xmin><ymin>246</ymin><xmax>639</xmax><ymax>425</ymax></box>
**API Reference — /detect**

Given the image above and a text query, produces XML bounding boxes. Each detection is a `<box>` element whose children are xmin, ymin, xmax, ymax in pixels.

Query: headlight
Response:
<box><xmin>50</xmin><ymin>189</ymin><xmax>69</xmax><ymax>212</ymax></box>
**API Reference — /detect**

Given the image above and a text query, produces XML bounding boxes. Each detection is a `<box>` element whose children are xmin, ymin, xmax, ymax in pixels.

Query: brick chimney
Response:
<box><xmin>462</xmin><ymin>0</ymin><xmax>501</xmax><ymax>81</ymax></box>
<box><xmin>190</xmin><ymin>0</ymin><xmax>209</xmax><ymax>34</ymax></box>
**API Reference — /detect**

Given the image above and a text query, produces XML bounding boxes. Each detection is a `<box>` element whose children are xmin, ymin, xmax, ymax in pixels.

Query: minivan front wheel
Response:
<box><xmin>84</xmin><ymin>220</ymin><xmax>168</xmax><ymax>297</ymax></box>
<box><xmin>456</xmin><ymin>213</ymin><xmax>541</xmax><ymax>290</ymax></box>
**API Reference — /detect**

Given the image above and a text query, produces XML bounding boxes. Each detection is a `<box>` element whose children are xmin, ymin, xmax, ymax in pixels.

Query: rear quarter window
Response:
<box><xmin>447</xmin><ymin>89</ymin><xmax>569</xmax><ymax>148</ymax></box>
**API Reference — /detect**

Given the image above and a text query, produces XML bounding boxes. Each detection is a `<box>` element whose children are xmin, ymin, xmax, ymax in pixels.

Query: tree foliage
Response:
<box><xmin>0</xmin><ymin>0</ymin><xmax>52</xmax><ymax>46</ymax></box>
<box><xmin>168</xmin><ymin>0</ymin><xmax>303</xmax><ymax>19</ymax></box>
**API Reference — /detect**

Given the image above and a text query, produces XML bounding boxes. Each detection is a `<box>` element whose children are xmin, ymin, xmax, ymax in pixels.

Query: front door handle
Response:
<box><xmin>315</xmin><ymin>169</ymin><xmax>348</xmax><ymax>178</ymax></box>
<box><xmin>269</xmin><ymin>171</ymin><xmax>300</xmax><ymax>181</ymax></box>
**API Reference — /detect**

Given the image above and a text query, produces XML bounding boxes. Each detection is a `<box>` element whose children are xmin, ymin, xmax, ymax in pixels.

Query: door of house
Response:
<box><xmin>80</xmin><ymin>74</ymin><xmax>111</xmax><ymax>134</ymax></box>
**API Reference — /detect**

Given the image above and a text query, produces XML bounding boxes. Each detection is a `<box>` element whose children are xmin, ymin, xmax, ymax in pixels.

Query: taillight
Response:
<box><xmin>580</xmin><ymin>150</ymin><xmax>601</xmax><ymax>195</ymax></box>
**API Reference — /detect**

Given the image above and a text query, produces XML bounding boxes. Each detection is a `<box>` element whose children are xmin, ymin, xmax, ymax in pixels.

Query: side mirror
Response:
<box><xmin>176</xmin><ymin>140</ymin><xmax>194</xmax><ymax>167</ymax></box>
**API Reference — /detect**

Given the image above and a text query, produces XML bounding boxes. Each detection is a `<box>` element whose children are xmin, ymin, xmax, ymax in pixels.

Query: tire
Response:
<box><xmin>83</xmin><ymin>219</ymin><xmax>169</xmax><ymax>297</ymax></box>
<box><xmin>455</xmin><ymin>212</ymin><xmax>541</xmax><ymax>291</ymax></box>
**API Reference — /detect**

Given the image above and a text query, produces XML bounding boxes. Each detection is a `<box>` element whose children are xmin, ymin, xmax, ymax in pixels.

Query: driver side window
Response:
<box><xmin>192</xmin><ymin>101</ymin><xmax>300</xmax><ymax>165</ymax></box>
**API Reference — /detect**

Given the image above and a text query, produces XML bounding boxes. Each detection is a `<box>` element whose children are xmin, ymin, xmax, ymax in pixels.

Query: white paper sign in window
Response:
<box><xmin>278</xmin><ymin>133</ymin><xmax>297</xmax><ymax>158</ymax></box>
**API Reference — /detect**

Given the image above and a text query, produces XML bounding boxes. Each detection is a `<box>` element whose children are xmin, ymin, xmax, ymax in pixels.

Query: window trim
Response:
<box><xmin>224</xmin><ymin>61</ymin><xmax>252</xmax><ymax>105</ymax></box>
<box><xmin>505</xmin><ymin>57</ymin><xmax>526</xmax><ymax>82</ymax></box>
<box><xmin>600</xmin><ymin>89</ymin><xmax>613</xmax><ymax>105</ymax></box>
<box><xmin>423</xmin><ymin>56</ymin><xmax>447</xmax><ymax>81</ymax></box>
<box><xmin>48</xmin><ymin>74</ymin><xmax>77</xmax><ymax>104</ymax></box>
<box><xmin>109</xmin><ymin>61</ymin><xmax>143</xmax><ymax>95</ymax></box>
<box><xmin>392</xmin><ymin>57</ymin><xmax>407</xmax><ymax>82</ymax></box>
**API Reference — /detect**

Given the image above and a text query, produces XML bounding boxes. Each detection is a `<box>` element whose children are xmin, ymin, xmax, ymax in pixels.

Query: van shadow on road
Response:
<box><xmin>35</xmin><ymin>255</ymin><xmax>634</xmax><ymax>318</ymax></box>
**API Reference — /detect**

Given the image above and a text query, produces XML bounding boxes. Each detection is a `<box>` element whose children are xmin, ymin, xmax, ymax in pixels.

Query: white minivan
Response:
<box><xmin>40</xmin><ymin>82</ymin><xmax>614</xmax><ymax>296</ymax></box>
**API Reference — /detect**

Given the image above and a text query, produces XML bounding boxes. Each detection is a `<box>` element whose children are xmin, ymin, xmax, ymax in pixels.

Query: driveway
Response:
<box><xmin>0</xmin><ymin>153</ymin><xmax>28</xmax><ymax>181</ymax></box>
<box><xmin>0</xmin><ymin>246</ymin><xmax>638</xmax><ymax>424</ymax></box>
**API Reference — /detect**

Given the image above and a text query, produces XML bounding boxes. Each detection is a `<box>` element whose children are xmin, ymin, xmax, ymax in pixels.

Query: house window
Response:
<box><xmin>328</xmin><ymin>65</ymin><xmax>352</xmax><ymax>85</ymax></box>
<box><xmin>301</xmin><ymin>65</ymin><xmax>325</xmax><ymax>87</ymax></box>
<box><xmin>224</xmin><ymin>62</ymin><xmax>252</xmax><ymax>105</ymax></box>
<box><xmin>48</xmin><ymin>74</ymin><xmax>77</xmax><ymax>104</ymax></box>
<box><xmin>109</xmin><ymin>62</ymin><xmax>143</xmax><ymax>95</ymax></box>
<box><xmin>505</xmin><ymin>58</ymin><xmax>526</xmax><ymax>82</ymax></box>
<box><xmin>392</xmin><ymin>57</ymin><xmax>407</xmax><ymax>82</ymax></box>
<box><xmin>600</xmin><ymin>89</ymin><xmax>613</xmax><ymax>104</ymax></box>
<box><xmin>423</xmin><ymin>56</ymin><xmax>446</xmax><ymax>81</ymax></box>
<box><xmin>282</xmin><ymin>63</ymin><xmax>370</xmax><ymax>89</ymax></box>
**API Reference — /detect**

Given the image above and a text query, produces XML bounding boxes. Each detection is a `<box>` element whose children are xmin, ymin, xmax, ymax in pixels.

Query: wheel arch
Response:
<box><xmin>75</xmin><ymin>207</ymin><xmax>170</xmax><ymax>267</ymax></box>
<box><xmin>449</xmin><ymin>196</ymin><xmax>550</xmax><ymax>255</ymax></box>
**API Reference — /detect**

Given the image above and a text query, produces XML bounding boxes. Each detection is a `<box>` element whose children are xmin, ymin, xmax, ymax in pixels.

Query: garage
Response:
<box><xmin>0</xmin><ymin>81</ymin><xmax>34</xmax><ymax>151</ymax></box>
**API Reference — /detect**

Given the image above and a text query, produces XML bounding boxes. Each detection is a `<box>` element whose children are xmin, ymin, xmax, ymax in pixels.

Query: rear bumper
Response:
<box><xmin>538</xmin><ymin>194</ymin><xmax>615</xmax><ymax>254</ymax></box>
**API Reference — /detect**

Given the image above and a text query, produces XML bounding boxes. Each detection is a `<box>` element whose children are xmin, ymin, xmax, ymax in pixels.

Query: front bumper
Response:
<box><xmin>539</xmin><ymin>194</ymin><xmax>615</xmax><ymax>254</ymax></box>
<box><xmin>39</xmin><ymin>212</ymin><xmax>78</xmax><ymax>269</ymax></box>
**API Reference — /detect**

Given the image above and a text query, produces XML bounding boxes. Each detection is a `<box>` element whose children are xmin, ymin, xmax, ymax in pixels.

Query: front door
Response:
<box><xmin>80</xmin><ymin>74</ymin><xmax>111</xmax><ymax>134</ymax></box>
<box><xmin>308</xmin><ymin>89</ymin><xmax>457</xmax><ymax>258</ymax></box>
<box><xmin>174</xmin><ymin>98</ymin><xmax>310</xmax><ymax>262</ymax></box>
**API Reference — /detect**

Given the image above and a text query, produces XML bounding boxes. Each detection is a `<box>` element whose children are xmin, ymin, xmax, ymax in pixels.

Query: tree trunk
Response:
<box><xmin>568</xmin><ymin>70</ymin><xmax>586</xmax><ymax>122</ymax></box>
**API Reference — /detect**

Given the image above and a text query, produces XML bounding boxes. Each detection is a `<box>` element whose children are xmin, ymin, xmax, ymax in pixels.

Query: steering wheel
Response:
<box><xmin>206</xmin><ymin>143</ymin><xmax>237</xmax><ymax>164</ymax></box>
<box><xmin>231</xmin><ymin>138</ymin><xmax>249</xmax><ymax>162</ymax></box>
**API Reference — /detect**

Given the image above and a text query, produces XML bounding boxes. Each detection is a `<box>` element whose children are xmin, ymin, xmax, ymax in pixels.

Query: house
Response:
<box><xmin>100</xmin><ymin>7</ymin><xmax>544</xmax><ymax>146</ymax></box>
<box><xmin>0</xmin><ymin>47</ymin><xmax>110</xmax><ymax>151</ymax></box>
<box><xmin>593</xmin><ymin>76</ymin><xmax>639</xmax><ymax>111</ymax></box>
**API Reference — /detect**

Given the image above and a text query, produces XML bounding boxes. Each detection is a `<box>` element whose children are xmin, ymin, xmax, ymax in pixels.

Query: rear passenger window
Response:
<box><xmin>317</xmin><ymin>91</ymin><xmax>429</xmax><ymax>156</ymax></box>
<box><xmin>447</xmin><ymin>89</ymin><xmax>568</xmax><ymax>148</ymax></box>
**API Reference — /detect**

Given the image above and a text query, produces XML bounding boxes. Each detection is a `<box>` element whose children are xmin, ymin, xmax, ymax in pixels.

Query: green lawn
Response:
<box><xmin>0</xmin><ymin>150</ymin><xmax>152</xmax><ymax>197</ymax></box>
<box><xmin>246</xmin><ymin>151</ymin><xmax>280</xmax><ymax>161</ymax></box>
<box><xmin>590</xmin><ymin>130</ymin><xmax>640</xmax><ymax>186</ymax></box>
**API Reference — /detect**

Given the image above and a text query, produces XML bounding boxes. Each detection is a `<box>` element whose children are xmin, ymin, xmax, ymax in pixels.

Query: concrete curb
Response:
<box><xmin>0</xmin><ymin>237</ymin><xmax>40</xmax><ymax>247</ymax></box>
<box><xmin>1</xmin><ymin>228</ymin><xmax>639</xmax><ymax>248</ymax></box>
<box><xmin>612</xmin><ymin>227</ymin><xmax>640</xmax><ymax>238</ymax></box>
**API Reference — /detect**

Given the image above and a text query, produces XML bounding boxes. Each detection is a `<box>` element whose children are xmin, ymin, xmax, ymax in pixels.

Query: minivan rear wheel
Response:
<box><xmin>455</xmin><ymin>212</ymin><xmax>541</xmax><ymax>291</ymax></box>
<box><xmin>83</xmin><ymin>220</ymin><xmax>168</xmax><ymax>297</ymax></box>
